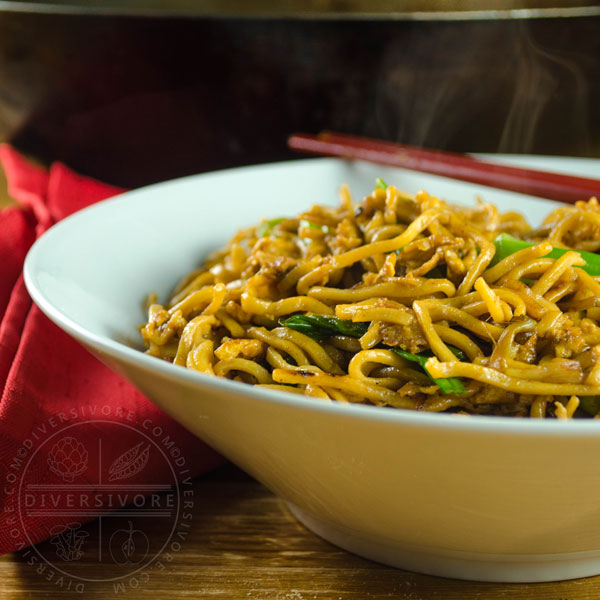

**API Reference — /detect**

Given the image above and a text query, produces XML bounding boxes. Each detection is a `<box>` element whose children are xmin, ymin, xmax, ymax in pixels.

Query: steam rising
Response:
<box><xmin>373</xmin><ymin>21</ymin><xmax>591</xmax><ymax>155</ymax></box>
<box><xmin>498</xmin><ymin>24</ymin><xmax>590</xmax><ymax>155</ymax></box>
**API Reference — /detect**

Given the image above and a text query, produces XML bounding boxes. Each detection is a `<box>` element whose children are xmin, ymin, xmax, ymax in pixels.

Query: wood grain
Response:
<box><xmin>0</xmin><ymin>464</ymin><xmax>598</xmax><ymax>599</ymax></box>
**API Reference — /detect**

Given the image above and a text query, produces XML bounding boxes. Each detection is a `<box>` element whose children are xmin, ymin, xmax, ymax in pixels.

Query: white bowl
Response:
<box><xmin>24</xmin><ymin>156</ymin><xmax>600</xmax><ymax>583</ymax></box>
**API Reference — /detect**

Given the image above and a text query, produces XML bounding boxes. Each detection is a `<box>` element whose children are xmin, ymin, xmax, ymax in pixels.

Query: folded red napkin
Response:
<box><xmin>0</xmin><ymin>146</ymin><xmax>223</xmax><ymax>555</ymax></box>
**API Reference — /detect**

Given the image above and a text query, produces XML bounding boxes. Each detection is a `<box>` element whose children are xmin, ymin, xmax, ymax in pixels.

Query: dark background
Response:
<box><xmin>0</xmin><ymin>12</ymin><xmax>598</xmax><ymax>188</ymax></box>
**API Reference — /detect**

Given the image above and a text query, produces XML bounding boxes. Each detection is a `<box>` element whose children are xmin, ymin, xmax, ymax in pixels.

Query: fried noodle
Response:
<box><xmin>140</xmin><ymin>183</ymin><xmax>600</xmax><ymax>418</ymax></box>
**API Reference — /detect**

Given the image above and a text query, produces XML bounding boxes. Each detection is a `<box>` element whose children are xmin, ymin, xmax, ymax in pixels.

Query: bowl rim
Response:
<box><xmin>23</xmin><ymin>156</ymin><xmax>600</xmax><ymax>437</ymax></box>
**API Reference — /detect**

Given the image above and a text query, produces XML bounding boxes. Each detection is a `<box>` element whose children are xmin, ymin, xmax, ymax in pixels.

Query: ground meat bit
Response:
<box><xmin>329</xmin><ymin>218</ymin><xmax>364</xmax><ymax>254</ymax></box>
<box><xmin>257</xmin><ymin>255</ymin><xmax>297</xmax><ymax>281</ymax></box>
<box><xmin>543</xmin><ymin>316</ymin><xmax>588</xmax><ymax>357</ymax></box>
<box><xmin>379</xmin><ymin>313</ymin><xmax>428</xmax><ymax>354</ymax></box>
<box><xmin>514</xmin><ymin>333</ymin><xmax>538</xmax><ymax>364</ymax></box>
<box><xmin>246</xmin><ymin>242</ymin><xmax>300</xmax><ymax>274</ymax></box>
<box><xmin>141</xmin><ymin>307</ymin><xmax>187</xmax><ymax>346</ymax></box>
<box><xmin>397</xmin><ymin>234</ymin><xmax>464</xmax><ymax>276</ymax></box>
<box><xmin>215</xmin><ymin>338</ymin><xmax>266</xmax><ymax>361</ymax></box>
<box><xmin>399</xmin><ymin>234</ymin><xmax>460</xmax><ymax>260</ymax></box>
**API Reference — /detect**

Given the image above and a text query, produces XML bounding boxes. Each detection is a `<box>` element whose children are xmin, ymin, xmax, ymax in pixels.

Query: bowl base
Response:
<box><xmin>286</xmin><ymin>503</ymin><xmax>600</xmax><ymax>583</ymax></box>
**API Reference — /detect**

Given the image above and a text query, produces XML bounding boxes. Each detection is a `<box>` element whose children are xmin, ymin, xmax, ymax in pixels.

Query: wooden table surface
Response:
<box><xmin>0</xmin><ymin>463</ymin><xmax>598</xmax><ymax>600</ymax></box>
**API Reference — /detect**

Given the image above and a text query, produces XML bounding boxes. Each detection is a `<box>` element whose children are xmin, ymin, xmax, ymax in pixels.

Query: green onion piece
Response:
<box><xmin>279</xmin><ymin>315</ymin><xmax>368</xmax><ymax>341</ymax></box>
<box><xmin>448</xmin><ymin>346</ymin><xmax>466</xmax><ymax>361</ymax></box>
<box><xmin>299</xmin><ymin>219</ymin><xmax>330</xmax><ymax>233</ymax></box>
<box><xmin>429</xmin><ymin>375</ymin><xmax>466</xmax><ymax>395</ymax></box>
<box><xmin>579</xmin><ymin>396</ymin><xmax>600</xmax><ymax>417</ymax></box>
<box><xmin>258</xmin><ymin>217</ymin><xmax>286</xmax><ymax>237</ymax></box>
<box><xmin>390</xmin><ymin>348</ymin><xmax>466</xmax><ymax>395</ymax></box>
<box><xmin>492</xmin><ymin>233</ymin><xmax>600</xmax><ymax>276</ymax></box>
<box><xmin>375</xmin><ymin>177</ymin><xmax>388</xmax><ymax>190</ymax></box>
<box><xmin>281</xmin><ymin>315</ymin><xmax>466</xmax><ymax>394</ymax></box>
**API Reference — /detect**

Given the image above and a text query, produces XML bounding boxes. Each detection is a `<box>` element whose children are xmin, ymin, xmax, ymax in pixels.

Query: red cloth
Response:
<box><xmin>0</xmin><ymin>145</ymin><xmax>223</xmax><ymax>555</ymax></box>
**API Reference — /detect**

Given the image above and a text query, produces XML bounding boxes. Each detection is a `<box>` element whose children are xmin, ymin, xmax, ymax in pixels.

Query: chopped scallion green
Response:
<box><xmin>279</xmin><ymin>314</ymin><xmax>368</xmax><ymax>341</ymax></box>
<box><xmin>258</xmin><ymin>217</ymin><xmax>286</xmax><ymax>237</ymax></box>
<box><xmin>390</xmin><ymin>348</ymin><xmax>466</xmax><ymax>395</ymax></box>
<box><xmin>492</xmin><ymin>233</ymin><xmax>600</xmax><ymax>276</ymax></box>
<box><xmin>299</xmin><ymin>219</ymin><xmax>330</xmax><ymax>233</ymax></box>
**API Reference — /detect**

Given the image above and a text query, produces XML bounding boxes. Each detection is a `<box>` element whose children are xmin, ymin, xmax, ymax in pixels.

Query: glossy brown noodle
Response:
<box><xmin>140</xmin><ymin>184</ymin><xmax>600</xmax><ymax>418</ymax></box>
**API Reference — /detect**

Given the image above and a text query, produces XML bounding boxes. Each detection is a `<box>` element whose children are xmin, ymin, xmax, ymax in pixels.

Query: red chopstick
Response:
<box><xmin>288</xmin><ymin>131</ymin><xmax>600</xmax><ymax>205</ymax></box>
